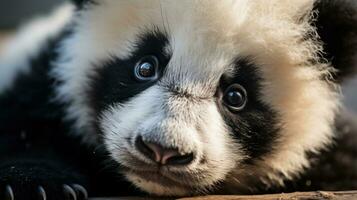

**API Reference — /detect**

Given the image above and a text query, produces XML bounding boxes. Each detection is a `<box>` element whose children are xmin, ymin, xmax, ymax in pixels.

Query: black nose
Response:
<box><xmin>135</xmin><ymin>136</ymin><xmax>194</xmax><ymax>165</ymax></box>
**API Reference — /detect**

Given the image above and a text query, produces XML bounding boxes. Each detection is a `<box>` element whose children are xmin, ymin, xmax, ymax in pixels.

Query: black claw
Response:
<box><xmin>71</xmin><ymin>184</ymin><xmax>88</xmax><ymax>200</ymax></box>
<box><xmin>37</xmin><ymin>186</ymin><xmax>47</xmax><ymax>200</ymax></box>
<box><xmin>63</xmin><ymin>184</ymin><xmax>77</xmax><ymax>200</ymax></box>
<box><xmin>5</xmin><ymin>185</ymin><xmax>14</xmax><ymax>200</ymax></box>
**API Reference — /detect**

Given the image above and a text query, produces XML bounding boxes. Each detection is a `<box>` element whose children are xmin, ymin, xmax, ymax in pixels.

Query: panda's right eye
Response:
<box><xmin>134</xmin><ymin>56</ymin><xmax>159</xmax><ymax>81</ymax></box>
<box><xmin>222</xmin><ymin>84</ymin><xmax>247</xmax><ymax>112</ymax></box>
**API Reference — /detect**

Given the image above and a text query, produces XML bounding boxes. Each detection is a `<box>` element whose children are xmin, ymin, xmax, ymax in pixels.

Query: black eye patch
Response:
<box><xmin>89</xmin><ymin>29</ymin><xmax>170</xmax><ymax>115</ymax></box>
<box><xmin>217</xmin><ymin>59</ymin><xmax>280</xmax><ymax>160</ymax></box>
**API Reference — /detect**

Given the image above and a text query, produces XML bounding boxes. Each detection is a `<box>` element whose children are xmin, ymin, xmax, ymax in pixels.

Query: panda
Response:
<box><xmin>0</xmin><ymin>0</ymin><xmax>356</xmax><ymax>199</ymax></box>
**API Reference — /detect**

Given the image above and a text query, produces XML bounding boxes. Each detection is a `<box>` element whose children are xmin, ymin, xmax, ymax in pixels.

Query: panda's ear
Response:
<box><xmin>314</xmin><ymin>0</ymin><xmax>357</xmax><ymax>82</ymax></box>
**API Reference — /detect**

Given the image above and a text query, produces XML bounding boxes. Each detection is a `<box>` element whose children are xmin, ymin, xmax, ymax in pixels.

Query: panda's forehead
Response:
<box><xmin>78</xmin><ymin>0</ymin><xmax>249</xmax><ymax>65</ymax></box>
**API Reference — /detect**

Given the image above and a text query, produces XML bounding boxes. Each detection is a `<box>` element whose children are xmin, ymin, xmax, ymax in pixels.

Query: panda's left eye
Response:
<box><xmin>134</xmin><ymin>56</ymin><xmax>159</xmax><ymax>81</ymax></box>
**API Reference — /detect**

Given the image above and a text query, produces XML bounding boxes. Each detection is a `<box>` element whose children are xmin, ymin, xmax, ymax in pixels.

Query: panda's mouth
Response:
<box><xmin>119</xmin><ymin>149</ymin><xmax>204</xmax><ymax>186</ymax></box>
<box><xmin>124</xmin><ymin>167</ymin><xmax>195</xmax><ymax>196</ymax></box>
<box><xmin>120</xmin><ymin>161</ymin><xmax>200</xmax><ymax>187</ymax></box>
<box><xmin>126</xmin><ymin>168</ymin><xmax>187</xmax><ymax>186</ymax></box>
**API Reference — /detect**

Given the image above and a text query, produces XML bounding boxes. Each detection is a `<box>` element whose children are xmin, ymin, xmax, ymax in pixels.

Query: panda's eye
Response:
<box><xmin>134</xmin><ymin>56</ymin><xmax>159</xmax><ymax>81</ymax></box>
<box><xmin>223</xmin><ymin>84</ymin><xmax>247</xmax><ymax>111</ymax></box>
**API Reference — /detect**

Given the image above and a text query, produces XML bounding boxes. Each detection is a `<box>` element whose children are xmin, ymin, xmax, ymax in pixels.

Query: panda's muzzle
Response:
<box><xmin>135</xmin><ymin>136</ymin><xmax>195</xmax><ymax>165</ymax></box>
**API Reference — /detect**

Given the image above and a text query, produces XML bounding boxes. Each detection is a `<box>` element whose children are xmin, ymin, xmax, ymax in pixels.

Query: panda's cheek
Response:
<box><xmin>95</xmin><ymin>86</ymin><xmax>160</xmax><ymax>155</ymax></box>
<box><xmin>196</xmin><ymin>104</ymin><xmax>241</xmax><ymax>169</ymax></box>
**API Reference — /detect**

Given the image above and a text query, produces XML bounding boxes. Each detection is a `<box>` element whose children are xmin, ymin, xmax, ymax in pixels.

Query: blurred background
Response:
<box><xmin>0</xmin><ymin>0</ymin><xmax>64</xmax><ymax>29</ymax></box>
<box><xmin>0</xmin><ymin>0</ymin><xmax>356</xmax><ymax>113</ymax></box>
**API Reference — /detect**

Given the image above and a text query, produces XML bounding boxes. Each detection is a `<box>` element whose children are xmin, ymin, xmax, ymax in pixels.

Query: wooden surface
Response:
<box><xmin>90</xmin><ymin>191</ymin><xmax>357</xmax><ymax>200</ymax></box>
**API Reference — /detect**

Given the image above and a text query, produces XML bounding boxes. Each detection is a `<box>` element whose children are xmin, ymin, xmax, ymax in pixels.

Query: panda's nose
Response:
<box><xmin>135</xmin><ymin>136</ymin><xmax>194</xmax><ymax>165</ymax></box>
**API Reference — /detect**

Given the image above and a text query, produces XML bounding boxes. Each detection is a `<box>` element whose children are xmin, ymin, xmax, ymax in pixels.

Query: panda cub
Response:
<box><xmin>0</xmin><ymin>0</ymin><xmax>356</xmax><ymax>199</ymax></box>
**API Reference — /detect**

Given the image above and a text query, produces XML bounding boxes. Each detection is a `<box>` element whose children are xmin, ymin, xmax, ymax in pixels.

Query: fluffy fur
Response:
<box><xmin>0</xmin><ymin>0</ymin><xmax>356</xmax><ymax>199</ymax></box>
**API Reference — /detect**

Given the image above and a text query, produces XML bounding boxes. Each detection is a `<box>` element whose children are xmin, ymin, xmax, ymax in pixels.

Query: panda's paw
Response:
<box><xmin>0</xmin><ymin>161</ymin><xmax>89</xmax><ymax>200</ymax></box>
<box><xmin>2</xmin><ymin>183</ymin><xmax>88</xmax><ymax>200</ymax></box>
<box><xmin>62</xmin><ymin>184</ymin><xmax>89</xmax><ymax>200</ymax></box>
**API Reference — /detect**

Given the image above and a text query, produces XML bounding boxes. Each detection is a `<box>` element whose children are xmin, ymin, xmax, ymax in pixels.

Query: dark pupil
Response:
<box><xmin>138</xmin><ymin>62</ymin><xmax>155</xmax><ymax>77</ymax></box>
<box><xmin>226</xmin><ymin>90</ymin><xmax>244</xmax><ymax>106</ymax></box>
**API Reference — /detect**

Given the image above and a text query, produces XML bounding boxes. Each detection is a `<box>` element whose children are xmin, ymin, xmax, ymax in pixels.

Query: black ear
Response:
<box><xmin>314</xmin><ymin>0</ymin><xmax>357</xmax><ymax>82</ymax></box>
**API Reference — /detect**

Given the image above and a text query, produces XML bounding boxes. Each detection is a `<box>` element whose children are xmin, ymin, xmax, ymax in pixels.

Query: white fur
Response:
<box><xmin>0</xmin><ymin>3</ymin><xmax>74</xmax><ymax>94</ymax></box>
<box><xmin>52</xmin><ymin>0</ymin><xmax>340</xmax><ymax>195</ymax></box>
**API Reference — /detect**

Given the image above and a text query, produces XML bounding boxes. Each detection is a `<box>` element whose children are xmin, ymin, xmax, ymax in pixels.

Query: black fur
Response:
<box><xmin>0</xmin><ymin>30</ymin><xmax>88</xmax><ymax>200</ymax></box>
<box><xmin>217</xmin><ymin>59</ymin><xmax>280</xmax><ymax>159</ymax></box>
<box><xmin>0</xmin><ymin>30</ymin><xmax>139</xmax><ymax>199</ymax></box>
<box><xmin>314</xmin><ymin>0</ymin><xmax>357</xmax><ymax>82</ymax></box>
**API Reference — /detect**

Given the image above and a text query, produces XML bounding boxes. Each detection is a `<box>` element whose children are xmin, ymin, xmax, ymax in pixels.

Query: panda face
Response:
<box><xmin>91</xmin><ymin>29</ymin><xmax>256</xmax><ymax>195</ymax></box>
<box><xmin>54</xmin><ymin>0</ymin><xmax>340</xmax><ymax>195</ymax></box>
<box><xmin>92</xmin><ymin>29</ymin><xmax>281</xmax><ymax>195</ymax></box>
